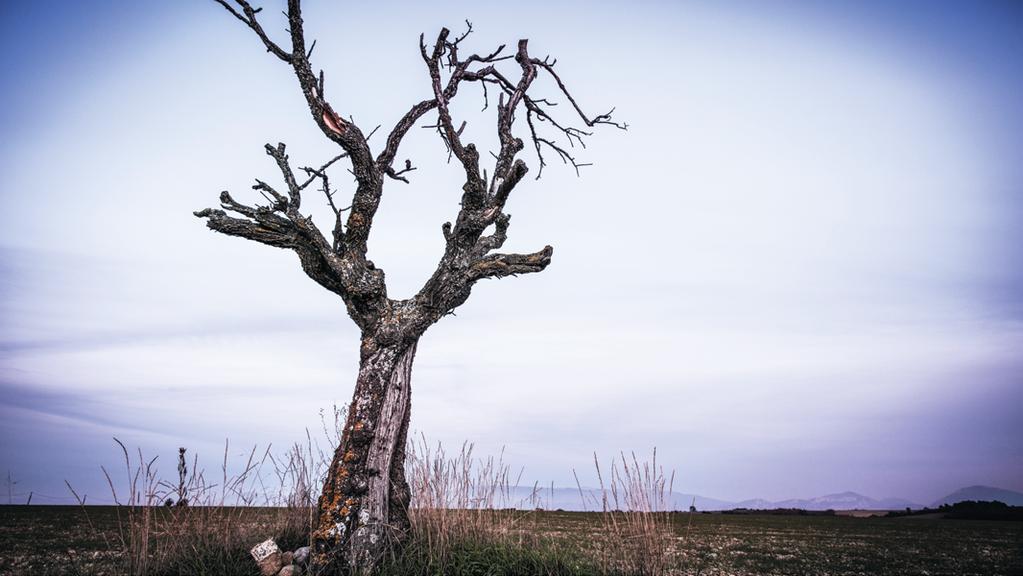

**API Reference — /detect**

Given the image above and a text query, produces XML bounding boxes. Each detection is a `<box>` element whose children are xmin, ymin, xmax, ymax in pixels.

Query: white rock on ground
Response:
<box><xmin>250</xmin><ymin>539</ymin><xmax>280</xmax><ymax>562</ymax></box>
<box><xmin>250</xmin><ymin>539</ymin><xmax>283</xmax><ymax>576</ymax></box>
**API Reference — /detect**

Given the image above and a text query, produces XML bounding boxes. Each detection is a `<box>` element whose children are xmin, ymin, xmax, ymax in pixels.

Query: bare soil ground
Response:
<box><xmin>1</xmin><ymin>506</ymin><xmax>1021</xmax><ymax>575</ymax></box>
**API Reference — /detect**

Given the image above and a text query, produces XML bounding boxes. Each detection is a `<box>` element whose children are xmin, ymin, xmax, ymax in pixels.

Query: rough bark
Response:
<box><xmin>311</xmin><ymin>337</ymin><xmax>417</xmax><ymax>574</ymax></box>
<box><xmin>198</xmin><ymin>2</ymin><xmax>622</xmax><ymax>573</ymax></box>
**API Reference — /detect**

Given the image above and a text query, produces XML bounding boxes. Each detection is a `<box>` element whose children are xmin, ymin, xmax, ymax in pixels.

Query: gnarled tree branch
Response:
<box><xmin>404</xmin><ymin>31</ymin><xmax>620</xmax><ymax>328</ymax></box>
<box><xmin>468</xmin><ymin>245</ymin><xmax>553</xmax><ymax>281</ymax></box>
<box><xmin>195</xmin><ymin>139</ymin><xmax>387</xmax><ymax>331</ymax></box>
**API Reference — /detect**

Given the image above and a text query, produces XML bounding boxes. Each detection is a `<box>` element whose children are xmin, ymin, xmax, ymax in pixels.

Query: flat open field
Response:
<box><xmin>2</xmin><ymin>506</ymin><xmax>1021</xmax><ymax>575</ymax></box>
<box><xmin>541</xmin><ymin>511</ymin><xmax>1023</xmax><ymax>575</ymax></box>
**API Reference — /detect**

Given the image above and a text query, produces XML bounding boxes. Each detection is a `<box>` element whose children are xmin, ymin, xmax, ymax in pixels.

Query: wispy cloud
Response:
<box><xmin>0</xmin><ymin>0</ymin><xmax>1020</xmax><ymax>505</ymax></box>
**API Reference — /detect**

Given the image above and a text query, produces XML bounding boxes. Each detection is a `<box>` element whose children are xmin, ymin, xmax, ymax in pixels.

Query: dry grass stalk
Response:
<box><xmin>577</xmin><ymin>449</ymin><xmax>677</xmax><ymax>575</ymax></box>
<box><xmin>402</xmin><ymin>436</ymin><xmax>548</xmax><ymax>565</ymax></box>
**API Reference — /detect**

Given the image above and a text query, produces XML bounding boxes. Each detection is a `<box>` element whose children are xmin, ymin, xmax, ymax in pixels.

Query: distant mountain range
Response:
<box><xmin>499</xmin><ymin>484</ymin><xmax>1023</xmax><ymax>512</ymax></box>
<box><xmin>736</xmin><ymin>491</ymin><xmax>920</xmax><ymax>511</ymax></box>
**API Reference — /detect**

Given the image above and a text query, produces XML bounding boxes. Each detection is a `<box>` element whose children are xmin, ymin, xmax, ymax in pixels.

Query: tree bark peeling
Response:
<box><xmin>312</xmin><ymin>339</ymin><xmax>416</xmax><ymax>574</ymax></box>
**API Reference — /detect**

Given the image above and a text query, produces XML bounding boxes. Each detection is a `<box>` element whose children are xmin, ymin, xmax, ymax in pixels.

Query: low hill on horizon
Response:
<box><xmin>931</xmin><ymin>485</ymin><xmax>1023</xmax><ymax>507</ymax></box>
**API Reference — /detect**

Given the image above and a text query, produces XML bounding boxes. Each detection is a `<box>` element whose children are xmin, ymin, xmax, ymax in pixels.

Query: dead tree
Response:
<box><xmin>198</xmin><ymin>0</ymin><xmax>624</xmax><ymax>572</ymax></box>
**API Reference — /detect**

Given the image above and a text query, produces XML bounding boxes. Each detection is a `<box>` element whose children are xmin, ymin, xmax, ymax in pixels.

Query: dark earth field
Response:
<box><xmin>1</xmin><ymin>506</ymin><xmax>1021</xmax><ymax>575</ymax></box>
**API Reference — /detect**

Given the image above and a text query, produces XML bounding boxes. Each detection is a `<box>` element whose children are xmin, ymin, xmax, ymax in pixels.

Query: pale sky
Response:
<box><xmin>0</xmin><ymin>0</ymin><xmax>1020</xmax><ymax>506</ymax></box>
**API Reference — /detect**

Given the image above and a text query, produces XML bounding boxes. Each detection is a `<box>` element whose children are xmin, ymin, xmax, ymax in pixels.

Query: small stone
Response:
<box><xmin>281</xmin><ymin>552</ymin><xmax>294</xmax><ymax>566</ymax></box>
<box><xmin>251</xmin><ymin>539</ymin><xmax>283</xmax><ymax>576</ymax></box>
<box><xmin>293</xmin><ymin>546</ymin><xmax>311</xmax><ymax>566</ymax></box>
<box><xmin>257</xmin><ymin>553</ymin><xmax>282</xmax><ymax>576</ymax></box>
<box><xmin>278</xmin><ymin>566</ymin><xmax>299</xmax><ymax>576</ymax></box>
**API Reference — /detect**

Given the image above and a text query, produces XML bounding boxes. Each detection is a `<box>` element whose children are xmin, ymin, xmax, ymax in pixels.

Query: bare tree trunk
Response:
<box><xmin>312</xmin><ymin>337</ymin><xmax>417</xmax><ymax>574</ymax></box>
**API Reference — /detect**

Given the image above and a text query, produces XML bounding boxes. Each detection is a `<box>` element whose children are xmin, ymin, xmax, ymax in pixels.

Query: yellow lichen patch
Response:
<box><xmin>325</xmin><ymin>492</ymin><xmax>346</xmax><ymax>512</ymax></box>
<box><xmin>343</xmin><ymin>450</ymin><xmax>358</xmax><ymax>463</ymax></box>
<box><xmin>312</xmin><ymin>525</ymin><xmax>336</xmax><ymax>542</ymax></box>
<box><xmin>339</xmin><ymin>498</ymin><xmax>358</xmax><ymax>518</ymax></box>
<box><xmin>361</xmin><ymin>338</ymin><xmax>377</xmax><ymax>356</ymax></box>
<box><xmin>353</xmin><ymin>421</ymin><xmax>365</xmax><ymax>432</ymax></box>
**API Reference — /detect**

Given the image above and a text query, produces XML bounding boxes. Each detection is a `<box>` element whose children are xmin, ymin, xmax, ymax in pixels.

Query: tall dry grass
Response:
<box><xmin>579</xmin><ymin>450</ymin><xmax>678</xmax><ymax>575</ymax></box>
<box><xmin>71</xmin><ymin>419</ymin><xmax>681</xmax><ymax>576</ymax></box>
<box><xmin>68</xmin><ymin>438</ymin><xmax>318</xmax><ymax>576</ymax></box>
<box><xmin>388</xmin><ymin>439</ymin><xmax>682</xmax><ymax>575</ymax></box>
<box><xmin>393</xmin><ymin>437</ymin><xmax>559</xmax><ymax>570</ymax></box>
